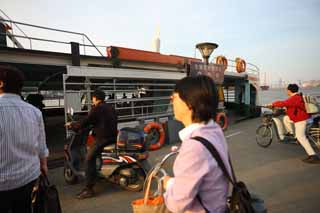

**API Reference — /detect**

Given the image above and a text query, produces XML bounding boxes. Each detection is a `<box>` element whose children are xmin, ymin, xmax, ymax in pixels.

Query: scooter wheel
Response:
<box><xmin>120</xmin><ymin>168</ymin><xmax>145</xmax><ymax>192</ymax></box>
<box><xmin>256</xmin><ymin>125</ymin><xmax>273</xmax><ymax>148</ymax></box>
<box><xmin>64</xmin><ymin>165</ymin><xmax>78</xmax><ymax>184</ymax></box>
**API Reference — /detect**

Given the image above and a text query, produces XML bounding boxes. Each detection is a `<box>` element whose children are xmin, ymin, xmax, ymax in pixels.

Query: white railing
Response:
<box><xmin>212</xmin><ymin>57</ymin><xmax>260</xmax><ymax>77</ymax></box>
<box><xmin>0</xmin><ymin>17</ymin><xmax>105</xmax><ymax>57</ymax></box>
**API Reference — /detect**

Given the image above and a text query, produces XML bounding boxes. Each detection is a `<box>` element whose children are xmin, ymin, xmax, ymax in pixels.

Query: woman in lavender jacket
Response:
<box><xmin>163</xmin><ymin>76</ymin><xmax>231</xmax><ymax>213</ymax></box>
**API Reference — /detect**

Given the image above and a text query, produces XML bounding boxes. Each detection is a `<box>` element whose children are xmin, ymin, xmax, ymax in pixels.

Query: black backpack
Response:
<box><xmin>192</xmin><ymin>136</ymin><xmax>255</xmax><ymax>213</ymax></box>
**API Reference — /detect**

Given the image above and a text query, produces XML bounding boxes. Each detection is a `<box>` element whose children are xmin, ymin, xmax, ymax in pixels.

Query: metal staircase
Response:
<box><xmin>0</xmin><ymin>9</ymin><xmax>105</xmax><ymax>58</ymax></box>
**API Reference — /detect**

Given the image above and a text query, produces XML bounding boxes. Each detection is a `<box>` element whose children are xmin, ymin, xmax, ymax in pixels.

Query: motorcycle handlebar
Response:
<box><xmin>150</xmin><ymin>151</ymin><xmax>178</xmax><ymax>177</ymax></box>
<box><xmin>258</xmin><ymin>105</ymin><xmax>273</xmax><ymax>109</ymax></box>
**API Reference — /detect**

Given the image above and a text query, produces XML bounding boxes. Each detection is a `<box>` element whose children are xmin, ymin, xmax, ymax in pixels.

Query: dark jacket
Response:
<box><xmin>272</xmin><ymin>93</ymin><xmax>310</xmax><ymax>122</ymax></box>
<box><xmin>80</xmin><ymin>102</ymin><xmax>117</xmax><ymax>145</ymax></box>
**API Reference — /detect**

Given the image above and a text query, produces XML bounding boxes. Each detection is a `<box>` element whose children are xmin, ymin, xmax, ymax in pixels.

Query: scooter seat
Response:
<box><xmin>103</xmin><ymin>144</ymin><xmax>116</xmax><ymax>152</ymax></box>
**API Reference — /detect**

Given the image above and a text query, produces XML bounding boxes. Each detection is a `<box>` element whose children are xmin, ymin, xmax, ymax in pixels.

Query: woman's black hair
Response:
<box><xmin>92</xmin><ymin>89</ymin><xmax>106</xmax><ymax>101</ymax></box>
<box><xmin>0</xmin><ymin>65</ymin><xmax>25</xmax><ymax>95</ymax></box>
<box><xmin>174</xmin><ymin>75</ymin><xmax>218</xmax><ymax>123</ymax></box>
<box><xmin>287</xmin><ymin>84</ymin><xmax>299</xmax><ymax>93</ymax></box>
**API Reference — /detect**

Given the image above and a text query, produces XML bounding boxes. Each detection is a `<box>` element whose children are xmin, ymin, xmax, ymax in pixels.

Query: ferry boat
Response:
<box><xmin>0</xmin><ymin>12</ymin><xmax>261</xmax><ymax>157</ymax></box>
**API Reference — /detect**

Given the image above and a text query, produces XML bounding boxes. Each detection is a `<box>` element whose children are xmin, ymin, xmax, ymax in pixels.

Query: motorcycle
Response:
<box><xmin>256</xmin><ymin>106</ymin><xmax>320</xmax><ymax>149</ymax></box>
<box><xmin>63</xmin><ymin>110</ymin><xmax>151</xmax><ymax>192</ymax></box>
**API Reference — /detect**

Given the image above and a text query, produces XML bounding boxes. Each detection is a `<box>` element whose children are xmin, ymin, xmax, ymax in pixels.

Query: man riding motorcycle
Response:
<box><xmin>268</xmin><ymin>84</ymin><xmax>320</xmax><ymax>164</ymax></box>
<box><xmin>66</xmin><ymin>90</ymin><xmax>117</xmax><ymax>199</ymax></box>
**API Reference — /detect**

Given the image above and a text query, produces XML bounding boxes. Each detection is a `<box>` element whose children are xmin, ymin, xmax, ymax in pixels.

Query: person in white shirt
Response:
<box><xmin>0</xmin><ymin>65</ymin><xmax>49</xmax><ymax>213</ymax></box>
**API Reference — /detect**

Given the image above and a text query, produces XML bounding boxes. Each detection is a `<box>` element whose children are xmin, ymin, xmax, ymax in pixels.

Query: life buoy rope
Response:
<box><xmin>216</xmin><ymin>56</ymin><xmax>228</xmax><ymax>71</ymax></box>
<box><xmin>215</xmin><ymin>112</ymin><xmax>228</xmax><ymax>131</ymax></box>
<box><xmin>144</xmin><ymin>122</ymin><xmax>165</xmax><ymax>151</ymax></box>
<box><xmin>235</xmin><ymin>57</ymin><xmax>246</xmax><ymax>73</ymax></box>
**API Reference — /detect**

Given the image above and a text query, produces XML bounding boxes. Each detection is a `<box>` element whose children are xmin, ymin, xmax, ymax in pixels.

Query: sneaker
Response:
<box><xmin>77</xmin><ymin>187</ymin><xmax>95</xmax><ymax>199</ymax></box>
<box><xmin>302</xmin><ymin>155</ymin><xmax>320</xmax><ymax>164</ymax></box>
<box><xmin>281</xmin><ymin>136</ymin><xmax>297</xmax><ymax>144</ymax></box>
<box><xmin>287</xmin><ymin>139</ymin><xmax>298</xmax><ymax>144</ymax></box>
<box><xmin>285</xmin><ymin>133</ymin><xmax>294</xmax><ymax>137</ymax></box>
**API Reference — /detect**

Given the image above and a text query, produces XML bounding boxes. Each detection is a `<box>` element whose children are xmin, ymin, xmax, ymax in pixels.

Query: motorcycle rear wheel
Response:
<box><xmin>64</xmin><ymin>165</ymin><xmax>78</xmax><ymax>184</ymax></box>
<box><xmin>307</xmin><ymin>123</ymin><xmax>320</xmax><ymax>151</ymax></box>
<box><xmin>120</xmin><ymin>168</ymin><xmax>145</xmax><ymax>192</ymax></box>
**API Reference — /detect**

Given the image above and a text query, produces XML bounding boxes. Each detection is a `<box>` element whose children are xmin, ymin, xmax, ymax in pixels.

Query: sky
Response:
<box><xmin>1</xmin><ymin>0</ymin><xmax>320</xmax><ymax>85</ymax></box>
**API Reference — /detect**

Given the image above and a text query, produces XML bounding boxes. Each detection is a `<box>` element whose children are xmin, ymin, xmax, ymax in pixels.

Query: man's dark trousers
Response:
<box><xmin>86</xmin><ymin>139</ymin><xmax>113</xmax><ymax>188</ymax></box>
<box><xmin>0</xmin><ymin>179</ymin><xmax>37</xmax><ymax>213</ymax></box>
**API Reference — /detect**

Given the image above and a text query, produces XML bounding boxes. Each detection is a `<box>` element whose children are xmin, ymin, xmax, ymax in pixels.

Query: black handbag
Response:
<box><xmin>192</xmin><ymin>136</ymin><xmax>267</xmax><ymax>213</ymax></box>
<box><xmin>32</xmin><ymin>175</ymin><xmax>62</xmax><ymax>213</ymax></box>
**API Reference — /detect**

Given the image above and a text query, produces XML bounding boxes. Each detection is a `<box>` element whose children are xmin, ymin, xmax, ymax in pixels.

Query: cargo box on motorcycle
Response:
<box><xmin>117</xmin><ymin>127</ymin><xmax>146</xmax><ymax>152</ymax></box>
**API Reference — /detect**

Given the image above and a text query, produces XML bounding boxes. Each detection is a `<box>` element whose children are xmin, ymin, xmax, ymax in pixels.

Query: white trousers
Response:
<box><xmin>283</xmin><ymin>115</ymin><xmax>294</xmax><ymax>134</ymax></box>
<box><xmin>283</xmin><ymin>115</ymin><xmax>315</xmax><ymax>156</ymax></box>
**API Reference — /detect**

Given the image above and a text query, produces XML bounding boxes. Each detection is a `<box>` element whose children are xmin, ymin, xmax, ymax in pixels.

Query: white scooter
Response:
<box><xmin>256</xmin><ymin>107</ymin><xmax>320</xmax><ymax>149</ymax></box>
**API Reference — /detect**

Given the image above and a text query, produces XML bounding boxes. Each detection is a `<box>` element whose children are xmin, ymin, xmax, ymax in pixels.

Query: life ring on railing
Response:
<box><xmin>215</xmin><ymin>112</ymin><xmax>228</xmax><ymax>131</ymax></box>
<box><xmin>216</xmin><ymin>56</ymin><xmax>228</xmax><ymax>71</ymax></box>
<box><xmin>235</xmin><ymin>57</ymin><xmax>246</xmax><ymax>73</ymax></box>
<box><xmin>144</xmin><ymin>122</ymin><xmax>165</xmax><ymax>151</ymax></box>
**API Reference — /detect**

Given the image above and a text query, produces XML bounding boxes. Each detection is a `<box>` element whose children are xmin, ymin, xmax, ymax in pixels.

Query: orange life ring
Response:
<box><xmin>235</xmin><ymin>57</ymin><xmax>246</xmax><ymax>73</ymax></box>
<box><xmin>215</xmin><ymin>112</ymin><xmax>228</xmax><ymax>130</ymax></box>
<box><xmin>144</xmin><ymin>122</ymin><xmax>165</xmax><ymax>151</ymax></box>
<box><xmin>216</xmin><ymin>56</ymin><xmax>228</xmax><ymax>71</ymax></box>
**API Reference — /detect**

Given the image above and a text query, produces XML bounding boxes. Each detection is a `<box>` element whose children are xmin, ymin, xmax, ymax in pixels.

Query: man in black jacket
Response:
<box><xmin>67</xmin><ymin>90</ymin><xmax>117</xmax><ymax>199</ymax></box>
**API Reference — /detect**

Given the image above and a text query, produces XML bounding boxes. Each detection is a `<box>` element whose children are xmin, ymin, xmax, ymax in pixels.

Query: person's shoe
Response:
<box><xmin>281</xmin><ymin>136</ymin><xmax>297</xmax><ymax>144</ymax></box>
<box><xmin>285</xmin><ymin>132</ymin><xmax>294</xmax><ymax>137</ymax></box>
<box><xmin>77</xmin><ymin>187</ymin><xmax>95</xmax><ymax>199</ymax></box>
<box><xmin>302</xmin><ymin>155</ymin><xmax>320</xmax><ymax>164</ymax></box>
<box><xmin>287</xmin><ymin>138</ymin><xmax>298</xmax><ymax>144</ymax></box>
<box><xmin>284</xmin><ymin>132</ymin><xmax>294</xmax><ymax>138</ymax></box>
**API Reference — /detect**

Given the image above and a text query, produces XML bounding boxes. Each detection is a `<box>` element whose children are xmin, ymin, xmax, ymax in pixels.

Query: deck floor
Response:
<box><xmin>47</xmin><ymin>117</ymin><xmax>320</xmax><ymax>213</ymax></box>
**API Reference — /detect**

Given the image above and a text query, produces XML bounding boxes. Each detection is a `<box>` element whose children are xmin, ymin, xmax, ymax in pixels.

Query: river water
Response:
<box><xmin>259</xmin><ymin>87</ymin><xmax>320</xmax><ymax>105</ymax></box>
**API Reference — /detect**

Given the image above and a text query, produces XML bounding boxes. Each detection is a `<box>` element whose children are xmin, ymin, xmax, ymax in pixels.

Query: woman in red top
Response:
<box><xmin>271</xmin><ymin>84</ymin><xmax>320</xmax><ymax>164</ymax></box>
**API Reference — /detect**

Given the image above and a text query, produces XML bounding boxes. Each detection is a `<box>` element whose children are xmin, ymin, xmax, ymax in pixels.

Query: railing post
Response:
<box><xmin>70</xmin><ymin>42</ymin><xmax>80</xmax><ymax>66</ymax></box>
<box><xmin>82</xmin><ymin>35</ymin><xmax>86</xmax><ymax>55</ymax></box>
<box><xmin>0</xmin><ymin>23</ymin><xmax>7</xmax><ymax>47</ymax></box>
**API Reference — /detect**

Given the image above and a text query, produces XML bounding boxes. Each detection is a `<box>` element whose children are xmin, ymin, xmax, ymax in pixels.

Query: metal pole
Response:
<box><xmin>85</xmin><ymin>77</ymin><xmax>91</xmax><ymax>111</ymax></box>
<box><xmin>204</xmin><ymin>57</ymin><xmax>209</xmax><ymax>65</ymax></box>
<box><xmin>63</xmin><ymin>74</ymin><xmax>69</xmax><ymax>137</ymax></box>
<box><xmin>82</xmin><ymin>35</ymin><xmax>86</xmax><ymax>55</ymax></box>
